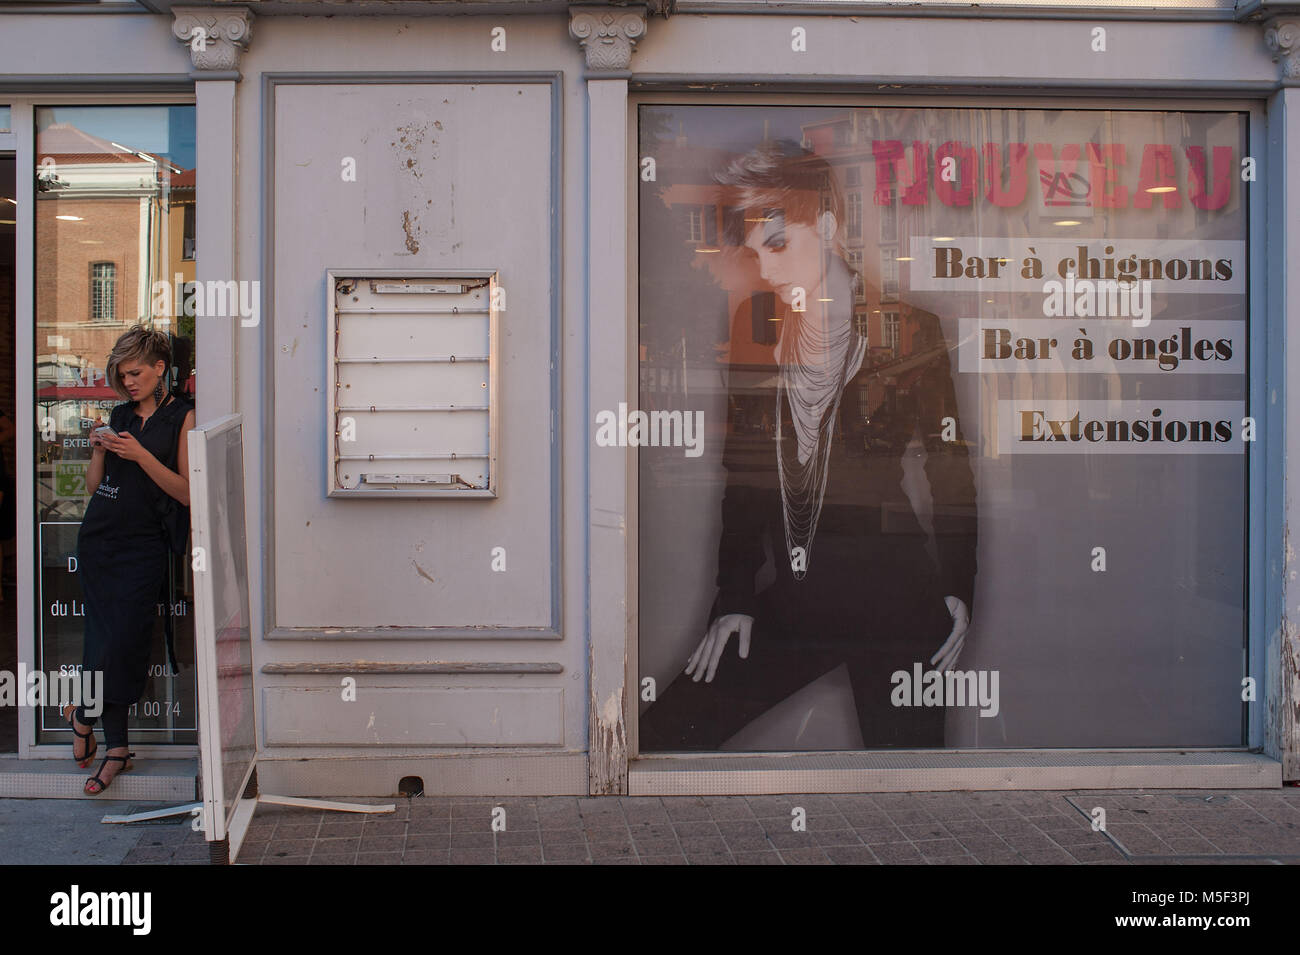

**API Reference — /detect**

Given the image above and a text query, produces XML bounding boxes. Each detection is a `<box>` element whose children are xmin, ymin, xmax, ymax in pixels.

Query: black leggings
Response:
<box><xmin>76</xmin><ymin>702</ymin><xmax>130</xmax><ymax>750</ymax></box>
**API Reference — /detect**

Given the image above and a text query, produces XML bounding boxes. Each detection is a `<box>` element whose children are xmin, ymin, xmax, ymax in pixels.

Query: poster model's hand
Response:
<box><xmin>929</xmin><ymin>596</ymin><xmax>970</xmax><ymax>673</ymax></box>
<box><xmin>685</xmin><ymin>613</ymin><xmax>753</xmax><ymax>683</ymax></box>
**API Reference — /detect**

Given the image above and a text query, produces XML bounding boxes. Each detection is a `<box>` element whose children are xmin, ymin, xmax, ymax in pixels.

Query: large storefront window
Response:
<box><xmin>637</xmin><ymin>105</ymin><xmax>1248</xmax><ymax>751</ymax></box>
<box><xmin>35</xmin><ymin>106</ymin><xmax>198</xmax><ymax>745</ymax></box>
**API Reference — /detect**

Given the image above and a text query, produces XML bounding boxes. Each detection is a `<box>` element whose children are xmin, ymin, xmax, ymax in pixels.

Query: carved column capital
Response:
<box><xmin>172</xmin><ymin>7</ymin><xmax>254</xmax><ymax>73</ymax></box>
<box><xmin>569</xmin><ymin>6</ymin><xmax>646</xmax><ymax>72</ymax></box>
<box><xmin>1265</xmin><ymin>16</ymin><xmax>1300</xmax><ymax>82</ymax></box>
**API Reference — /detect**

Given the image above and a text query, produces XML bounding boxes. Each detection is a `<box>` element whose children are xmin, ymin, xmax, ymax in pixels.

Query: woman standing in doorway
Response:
<box><xmin>63</xmin><ymin>326</ymin><xmax>195</xmax><ymax>794</ymax></box>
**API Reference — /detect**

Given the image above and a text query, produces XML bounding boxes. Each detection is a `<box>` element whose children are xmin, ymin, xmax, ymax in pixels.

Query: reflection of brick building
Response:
<box><xmin>34</xmin><ymin>123</ymin><xmax>193</xmax><ymax>436</ymax></box>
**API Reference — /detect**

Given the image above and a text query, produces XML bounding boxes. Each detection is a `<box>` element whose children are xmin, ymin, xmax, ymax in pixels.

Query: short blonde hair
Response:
<box><xmin>105</xmin><ymin>325</ymin><xmax>170</xmax><ymax>401</ymax></box>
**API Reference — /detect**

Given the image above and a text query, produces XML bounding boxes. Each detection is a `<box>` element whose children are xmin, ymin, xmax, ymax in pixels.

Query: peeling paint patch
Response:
<box><xmin>600</xmin><ymin>690</ymin><xmax>621</xmax><ymax>727</ymax></box>
<box><xmin>401</xmin><ymin>210</ymin><xmax>421</xmax><ymax>254</ymax></box>
<box><xmin>1280</xmin><ymin>522</ymin><xmax>1300</xmax><ymax>781</ymax></box>
<box><xmin>394</xmin><ymin>120</ymin><xmax>431</xmax><ymax>180</ymax></box>
<box><xmin>411</xmin><ymin>559</ymin><xmax>436</xmax><ymax>585</ymax></box>
<box><xmin>588</xmin><ymin>641</ymin><xmax>628</xmax><ymax>795</ymax></box>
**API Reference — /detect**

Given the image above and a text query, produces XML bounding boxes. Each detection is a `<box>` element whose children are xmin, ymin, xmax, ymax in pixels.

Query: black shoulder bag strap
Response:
<box><xmin>151</xmin><ymin>396</ymin><xmax>191</xmax><ymax>676</ymax></box>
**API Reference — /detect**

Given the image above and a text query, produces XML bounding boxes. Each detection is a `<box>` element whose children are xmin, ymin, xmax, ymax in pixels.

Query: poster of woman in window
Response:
<box><xmin>636</xmin><ymin>106</ymin><xmax>1248</xmax><ymax>752</ymax></box>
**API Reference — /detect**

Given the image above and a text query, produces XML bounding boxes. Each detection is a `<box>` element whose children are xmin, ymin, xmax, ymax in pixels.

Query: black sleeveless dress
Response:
<box><xmin>76</xmin><ymin>393</ymin><xmax>193</xmax><ymax>705</ymax></box>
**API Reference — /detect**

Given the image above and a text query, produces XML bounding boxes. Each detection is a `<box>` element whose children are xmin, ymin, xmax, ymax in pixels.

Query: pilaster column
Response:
<box><xmin>172</xmin><ymin>7</ymin><xmax>254</xmax><ymax>421</ymax></box>
<box><xmin>572</xmin><ymin>4</ymin><xmax>647</xmax><ymax>795</ymax></box>
<box><xmin>1264</xmin><ymin>83</ymin><xmax>1300</xmax><ymax>781</ymax></box>
<box><xmin>1254</xmin><ymin>6</ymin><xmax>1300</xmax><ymax>777</ymax></box>
<box><xmin>172</xmin><ymin>7</ymin><xmax>254</xmax><ymax>75</ymax></box>
<box><xmin>570</xmin><ymin>6</ymin><xmax>646</xmax><ymax>72</ymax></box>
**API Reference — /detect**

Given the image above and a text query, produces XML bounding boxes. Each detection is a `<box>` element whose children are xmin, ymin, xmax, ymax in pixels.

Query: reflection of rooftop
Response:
<box><xmin>36</xmin><ymin>123</ymin><xmax>190</xmax><ymax>194</ymax></box>
<box><xmin>38</xmin><ymin>123</ymin><xmax>175</xmax><ymax>169</ymax></box>
<box><xmin>722</xmin><ymin>367</ymin><xmax>779</xmax><ymax>394</ymax></box>
<box><xmin>37</xmin><ymin>385</ymin><xmax>118</xmax><ymax>400</ymax></box>
<box><xmin>862</xmin><ymin>342</ymin><xmax>946</xmax><ymax>381</ymax></box>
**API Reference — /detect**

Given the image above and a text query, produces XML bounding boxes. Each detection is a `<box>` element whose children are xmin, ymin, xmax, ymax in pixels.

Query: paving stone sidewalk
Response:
<box><xmin>85</xmin><ymin>788</ymin><xmax>1299</xmax><ymax>865</ymax></box>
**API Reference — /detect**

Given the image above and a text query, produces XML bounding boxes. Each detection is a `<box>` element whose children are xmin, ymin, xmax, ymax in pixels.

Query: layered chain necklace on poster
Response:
<box><xmin>775</xmin><ymin>260</ymin><xmax>866</xmax><ymax>582</ymax></box>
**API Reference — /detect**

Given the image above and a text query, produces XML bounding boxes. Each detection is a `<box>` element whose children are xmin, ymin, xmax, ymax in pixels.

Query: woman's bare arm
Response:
<box><xmin>105</xmin><ymin>408</ymin><xmax>196</xmax><ymax>506</ymax></box>
<box><xmin>86</xmin><ymin>445</ymin><xmax>106</xmax><ymax>495</ymax></box>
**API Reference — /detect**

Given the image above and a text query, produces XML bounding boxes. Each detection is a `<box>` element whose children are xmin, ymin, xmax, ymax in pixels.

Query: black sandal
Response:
<box><xmin>84</xmin><ymin>752</ymin><xmax>134</xmax><ymax>796</ymax></box>
<box><xmin>62</xmin><ymin>704</ymin><xmax>97</xmax><ymax>769</ymax></box>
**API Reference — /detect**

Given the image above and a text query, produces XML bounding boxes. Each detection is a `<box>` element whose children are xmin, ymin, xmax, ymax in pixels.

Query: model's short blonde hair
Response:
<box><xmin>105</xmin><ymin>325</ymin><xmax>170</xmax><ymax>401</ymax></box>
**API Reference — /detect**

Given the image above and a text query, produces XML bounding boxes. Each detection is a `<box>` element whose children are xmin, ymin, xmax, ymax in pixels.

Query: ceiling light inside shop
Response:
<box><xmin>896</xmin><ymin>256</ymin><xmax>913</xmax><ymax>261</ymax></box>
<box><xmin>55</xmin><ymin>215</ymin><xmax>83</xmax><ymax>221</ymax></box>
<box><xmin>0</xmin><ymin>219</ymin><xmax>14</xmax><ymax>226</ymax></box>
<box><xmin>1145</xmin><ymin>186</ymin><xmax>1178</xmax><ymax>193</ymax></box>
<box><xmin>1053</xmin><ymin>220</ymin><xmax>1081</xmax><ymax>226</ymax></box>
<box><xmin>933</xmin><ymin>236</ymin><xmax>954</xmax><ymax>242</ymax></box>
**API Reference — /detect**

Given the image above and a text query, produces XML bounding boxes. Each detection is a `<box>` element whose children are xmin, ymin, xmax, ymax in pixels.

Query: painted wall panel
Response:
<box><xmin>271</xmin><ymin>81</ymin><xmax>553</xmax><ymax>628</ymax></box>
<box><xmin>262</xmin><ymin>686</ymin><xmax>565</xmax><ymax>746</ymax></box>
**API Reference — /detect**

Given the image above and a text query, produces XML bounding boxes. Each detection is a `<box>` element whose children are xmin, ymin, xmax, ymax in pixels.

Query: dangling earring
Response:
<box><xmin>153</xmin><ymin>377</ymin><xmax>165</xmax><ymax>402</ymax></box>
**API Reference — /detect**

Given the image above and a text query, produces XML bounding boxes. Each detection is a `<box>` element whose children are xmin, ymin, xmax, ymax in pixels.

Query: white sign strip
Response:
<box><xmin>908</xmin><ymin>237</ymin><xmax>1245</xmax><ymax>294</ymax></box>
<box><xmin>958</xmin><ymin>319</ymin><xmax>1244</xmax><ymax>375</ymax></box>
<box><xmin>996</xmin><ymin>400</ymin><xmax>1249</xmax><ymax>454</ymax></box>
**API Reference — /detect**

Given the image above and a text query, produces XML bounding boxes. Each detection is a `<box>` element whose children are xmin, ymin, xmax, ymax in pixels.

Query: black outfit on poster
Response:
<box><xmin>75</xmin><ymin>393</ymin><xmax>192</xmax><ymax>746</ymax></box>
<box><xmin>639</xmin><ymin>256</ymin><xmax>978</xmax><ymax>751</ymax></box>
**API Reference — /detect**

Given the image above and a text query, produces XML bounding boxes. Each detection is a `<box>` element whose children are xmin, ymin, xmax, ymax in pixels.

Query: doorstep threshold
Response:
<box><xmin>0</xmin><ymin>756</ymin><xmax>197</xmax><ymax>801</ymax></box>
<box><xmin>629</xmin><ymin>750</ymin><xmax>1281</xmax><ymax>795</ymax></box>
